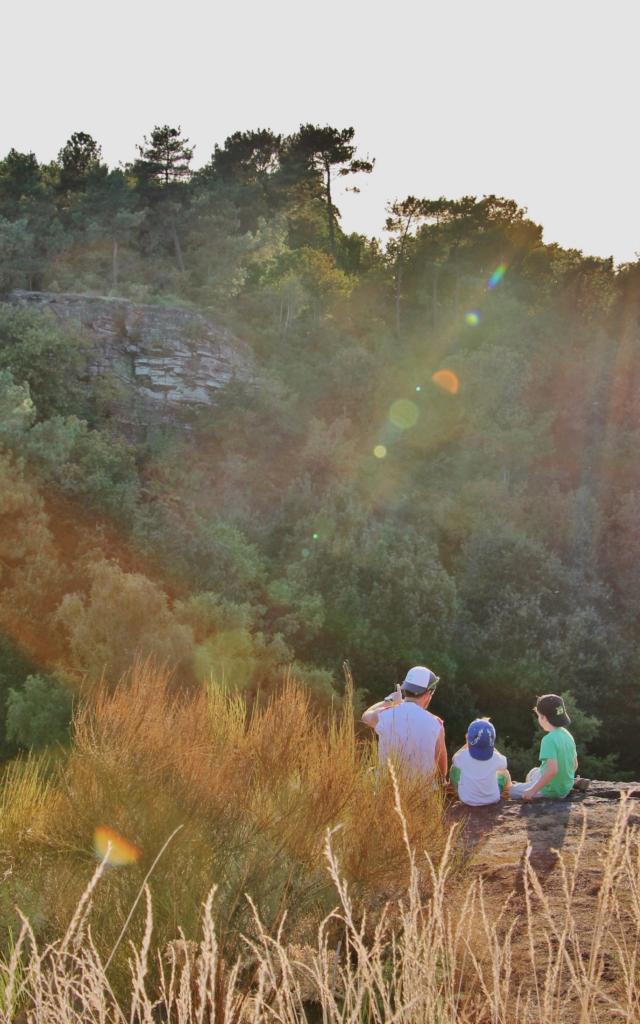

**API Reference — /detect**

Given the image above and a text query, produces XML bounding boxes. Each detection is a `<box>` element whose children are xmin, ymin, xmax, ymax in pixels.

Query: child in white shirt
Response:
<box><xmin>450</xmin><ymin>718</ymin><xmax>511</xmax><ymax>806</ymax></box>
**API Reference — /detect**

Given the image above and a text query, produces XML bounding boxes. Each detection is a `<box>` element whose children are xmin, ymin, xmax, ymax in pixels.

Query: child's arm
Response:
<box><xmin>449</xmin><ymin>764</ymin><xmax>461</xmax><ymax>793</ymax></box>
<box><xmin>522</xmin><ymin>759</ymin><xmax>558</xmax><ymax>801</ymax></box>
<box><xmin>496</xmin><ymin>768</ymin><xmax>511</xmax><ymax>798</ymax></box>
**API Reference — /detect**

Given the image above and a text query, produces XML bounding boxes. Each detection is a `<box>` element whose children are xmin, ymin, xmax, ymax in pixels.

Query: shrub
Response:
<box><xmin>6</xmin><ymin>674</ymin><xmax>73</xmax><ymax>749</ymax></box>
<box><xmin>0</xmin><ymin>661</ymin><xmax>451</xmax><ymax>994</ymax></box>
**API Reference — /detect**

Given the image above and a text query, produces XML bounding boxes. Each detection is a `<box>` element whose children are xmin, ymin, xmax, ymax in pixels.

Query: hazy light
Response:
<box><xmin>312</xmin><ymin>532</ymin><xmax>319</xmax><ymax>540</ymax></box>
<box><xmin>415</xmin><ymin>385</ymin><xmax>422</xmax><ymax>392</ymax></box>
<box><xmin>388</xmin><ymin>399</ymin><xmax>419</xmax><ymax>430</ymax></box>
<box><xmin>465</xmin><ymin>310</ymin><xmax>481</xmax><ymax>326</ymax></box>
<box><xmin>373</xmin><ymin>445</ymin><xmax>387</xmax><ymax>458</ymax></box>
<box><xmin>94</xmin><ymin>826</ymin><xmax>141</xmax><ymax>867</ymax></box>
<box><xmin>487</xmin><ymin>264</ymin><xmax>507</xmax><ymax>289</ymax></box>
<box><xmin>431</xmin><ymin>369</ymin><xmax>460</xmax><ymax>395</ymax></box>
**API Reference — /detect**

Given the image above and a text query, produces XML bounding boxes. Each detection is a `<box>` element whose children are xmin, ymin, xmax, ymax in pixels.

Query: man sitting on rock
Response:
<box><xmin>361</xmin><ymin>666</ymin><xmax>448</xmax><ymax>780</ymax></box>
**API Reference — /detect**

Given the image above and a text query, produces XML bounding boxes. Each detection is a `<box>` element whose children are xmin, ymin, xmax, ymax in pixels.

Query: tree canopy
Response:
<box><xmin>0</xmin><ymin>121</ymin><xmax>638</xmax><ymax>778</ymax></box>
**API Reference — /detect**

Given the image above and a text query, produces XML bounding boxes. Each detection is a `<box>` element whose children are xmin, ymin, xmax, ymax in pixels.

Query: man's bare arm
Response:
<box><xmin>435</xmin><ymin>728</ymin><xmax>448</xmax><ymax>778</ymax></box>
<box><xmin>361</xmin><ymin>684</ymin><xmax>402</xmax><ymax>729</ymax></box>
<box><xmin>361</xmin><ymin>701</ymin><xmax>388</xmax><ymax>729</ymax></box>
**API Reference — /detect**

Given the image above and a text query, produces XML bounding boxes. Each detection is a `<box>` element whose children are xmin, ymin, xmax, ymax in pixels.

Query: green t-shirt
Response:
<box><xmin>539</xmin><ymin>727</ymin><xmax>576</xmax><ymax>798</ymax></box>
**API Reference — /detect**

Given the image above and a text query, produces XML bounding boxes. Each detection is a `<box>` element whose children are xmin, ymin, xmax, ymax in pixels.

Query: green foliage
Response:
<box><xmin>6</xmin><ymin>674</ymin><xmax>73</xmax><ymax>749</ymax></box>
<box><xmin>212</xmin><ymin>129</ymin><xmax>282</xmax><ymax>184</ymax></box>
<box><xmin>280</xmin><ymin>505</ymin><xmax>457</xmax><ymax>689</ymax></box>
<box><xmin>0</xmin><ymin>149</ymin><xmax>41</xmax><ymax>207</ymax></box>
<box><xmin>0</xmin><ymin>371</ymin><xmax>35</xmax><ymax>441</ymax></box>
<box><xmin>56</xmin><ymin>561</ymin><xmax>193</xmax><ymax>686</ymax></box>
<box><xmin>0</xmin><ymin>449</ymin><xmax>62</xmax><ymax>634</ymax></box>
<box><xmin>0</xmin><ymin>306</ymin><xmax>89</xmax><ymax>419</ymax></box>
<box><xmin>57</xmin><ymin>132</ymin><xmax>104</xmax><ymax>194</ymax></box>
<box><xmin>285</xmin><ymin>124</ymin><xmax>373</xmax><ymax>255</ymax></box>
<box><xmin>0</xmin><ymin>124</ymin><xmax>639</xmax><ymax>779</ymax></box>
<box><xmin>24</xmin><ymin>416</ymin><xmax>139</xmax><ymax>522</ymax></box>
<box><xmin>182</xmin><ymin>190</ymin><xmax>251</xmax><ymax>305</ymax></box>
<box><xmin>133</xmin><ymin>125</ymin><xmax>194</xmax><ymax>190</ymax></box>
<box><xmin>135</xmin><ymin>505</ymin><xmax>266</xmax><ymax>602</ymax></box>
<box><xmin>174</xmin><ymin>591</ymin><xmax>335</xmax><ymax>703</ymax></box>
<box><xmin>0</xmin><ymin>636</ymin><xmax>39</xmax><ymax>758</ymax></box>
<box><xmin>0</xmin><ymin>217</ymin><xmax>36</xmax><ymax>291</ymax></box>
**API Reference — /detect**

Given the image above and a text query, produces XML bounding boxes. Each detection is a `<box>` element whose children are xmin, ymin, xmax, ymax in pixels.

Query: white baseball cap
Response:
<box><xmin>401</xmin><ymin>666</ymin><xmax>440</xmax><ymax>695</ymax></box>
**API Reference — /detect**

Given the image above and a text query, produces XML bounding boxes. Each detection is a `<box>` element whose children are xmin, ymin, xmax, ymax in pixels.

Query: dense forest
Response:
<box><xmin>1</xmin><ymin>124</ymin><xmax>639</xmax><ymax>778</ymax></box>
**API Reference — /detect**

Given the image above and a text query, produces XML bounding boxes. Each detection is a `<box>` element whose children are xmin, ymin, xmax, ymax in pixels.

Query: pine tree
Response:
<box><xmin>285</xmin><ymin>125</ymin><xmax>374</xmax><ymax>257</ymax></box>
<box><xmin>135</xmin><ymin>125</ymin><xmax>194</xmax><ymax>189</ymax></box>
<box><xmin>132</xmin><ymin>126</ymin><xmax>194</xmax><ymax>273</ymax></box>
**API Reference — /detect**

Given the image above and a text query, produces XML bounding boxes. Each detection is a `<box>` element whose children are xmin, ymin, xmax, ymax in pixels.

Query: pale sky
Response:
<box><xmin>3</xmin><ymin>0</ymin><xmax>638</xmax><ymax>263</ymax></box>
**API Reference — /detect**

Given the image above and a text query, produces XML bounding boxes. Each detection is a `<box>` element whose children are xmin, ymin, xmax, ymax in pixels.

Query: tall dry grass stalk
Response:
<box><xmin>2</xmin><ymin>787</ymin><xmax>640</xmax><ymax>1023</ymax></box>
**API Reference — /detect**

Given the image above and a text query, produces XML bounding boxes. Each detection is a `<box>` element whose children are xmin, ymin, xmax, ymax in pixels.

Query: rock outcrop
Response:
<box><xmin>7</xmin><ymin>290</ymin><xmax>254</xmax><ymax>421</ymax></box>
<box><xmin>449</xmin><ymin>781</ymin><xmax>639</xmax><ymax>910</ymax></box>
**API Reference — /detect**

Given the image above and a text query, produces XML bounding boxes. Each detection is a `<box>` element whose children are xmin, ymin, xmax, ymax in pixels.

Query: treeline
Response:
<box><xmin>1</xmin><ymin>124</ymin><xmax>640</xmax><ymax>777</ymax></box>
<box><xmin>0</xmin><ymin>125</ymin><xmax>373</xmax><ymax>300</ymax></box>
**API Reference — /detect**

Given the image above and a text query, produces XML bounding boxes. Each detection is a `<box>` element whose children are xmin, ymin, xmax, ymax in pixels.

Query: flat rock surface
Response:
<box><xmin>449</xmin><ymin>781</ymin><xmax>640</xmax><ymax>881</ymax></box>
<box><xmin>445</xmin><ymin>781</ymin><xmax>640</xmax><ymax>1019</ymax></box>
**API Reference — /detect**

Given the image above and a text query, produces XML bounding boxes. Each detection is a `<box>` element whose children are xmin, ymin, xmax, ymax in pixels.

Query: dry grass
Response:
<box><xmin>0</xmin><ymin>755</ymin><xmax>52</xmax><ymax>840</ymax></box>
<box><xmin>2</xmin><ymin>786</ymin><xmax>640</xmax><ymax>1023</ymax></box>
<box><xmin>0</xmin><ymin>661</ymin><xmax>452</xmax><ymax>996</ymax></box>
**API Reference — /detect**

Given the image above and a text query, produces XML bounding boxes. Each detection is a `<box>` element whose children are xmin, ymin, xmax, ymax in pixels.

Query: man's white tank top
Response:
<box><xmin>374</xmin><ymin>701</ymin><xmax>441</xmax><ymax>776</ymax></box>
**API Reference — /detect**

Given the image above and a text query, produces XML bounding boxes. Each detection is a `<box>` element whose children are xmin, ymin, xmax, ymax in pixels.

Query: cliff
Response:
<box><xmin>7</xmin><ymin>290</ymin><xmax>254</xmax><ymax>423</ymax></box>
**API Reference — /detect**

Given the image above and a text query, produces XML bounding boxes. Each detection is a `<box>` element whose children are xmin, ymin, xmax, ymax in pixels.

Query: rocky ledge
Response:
<box><xmin>7</xmin><ymin>290</ymin><xmax>254</xmax><ymax>416</ymax></box>
<box><xmin>448</xmin><ymin>780</ymin><xmax>640</xmax><ymax>900</ymax></box>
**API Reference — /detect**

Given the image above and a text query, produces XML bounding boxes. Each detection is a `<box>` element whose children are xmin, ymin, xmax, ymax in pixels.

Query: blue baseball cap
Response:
<box><xmin>467</xmin><ymin>719</ymin><xmax>496</xmax><ymax>761</ymax></box>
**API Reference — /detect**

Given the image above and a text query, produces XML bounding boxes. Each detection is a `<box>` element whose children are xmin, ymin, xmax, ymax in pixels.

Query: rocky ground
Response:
<box><xmin>449</xmin><ymin>781</ymin><xmax>640</xmax><ymax>882</ymax></box>
<box><xmin>446</xmin><ymin>783</ymin><xmax>640</xmax><ymax>1019</ymax></box>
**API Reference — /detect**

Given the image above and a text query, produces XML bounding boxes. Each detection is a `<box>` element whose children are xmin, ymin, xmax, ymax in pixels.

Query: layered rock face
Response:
<box><xmin>8</xmin><ymin>290</ymin><xmax>253</xmax><ymax>417</ymax></box>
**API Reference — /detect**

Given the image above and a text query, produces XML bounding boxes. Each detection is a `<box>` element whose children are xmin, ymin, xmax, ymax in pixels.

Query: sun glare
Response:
<box><xmin>488</xmin><ymin>264</ymin><xmax>507</xmax><ymax>289</ymax></box>
<box><xmin>388</xmin><ymin>399</ymin><xmax>419</xmax><ymax>430</ymax></box>
<box><xmin>431</xmin><ymin>369</ymin><xmax>460</xmax><ymax>395</ymax></box>
<box><xmin>94</xmin><ymin>826</ymin><xmax>142</xmax><ymax>867</ymax></box>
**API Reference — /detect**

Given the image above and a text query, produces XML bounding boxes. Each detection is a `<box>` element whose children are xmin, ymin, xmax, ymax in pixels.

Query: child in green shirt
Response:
<box><xmin>510</xmin><ymin>694</ymin><xmax>577</xmax><ymax>801</ymax></box>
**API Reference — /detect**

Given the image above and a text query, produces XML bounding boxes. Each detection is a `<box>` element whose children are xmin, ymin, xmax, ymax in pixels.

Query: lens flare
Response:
<box><xmin>388</xmin><ymin>399</ymin><xmax>419</xmax><ymax>430</ymax></box>
<box><xmin>465</xmin><ymin>310</ymin><xmax>481</xmax><ymax>326</ymax></box>
<box><xmin>373</xmin><ymin>445</ymin><xmax>387</xmax><ymax>459</ymax></box>
<box><xmin>431</xmin><ymin>369</ymin><xmax>460</xmax><ymax>395</ymax></box>
<box><xmin>488</xmin><ymin>264</ymin><xmax>507</xmax><ymax>289</ymax></box>
<box><xmin>312</xmin><ymin>532</ymin><xmax>319</xmax><ymax>541</ymax></box>
<box><xmin>94</xmin><ymin>826</ymin><xmax>141</xmax><ymax>867</ymax></box>
<box><xmin>415</xmin><ymin>385</ymin><xmax>422</xmax><ymax>392</ymax></box>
